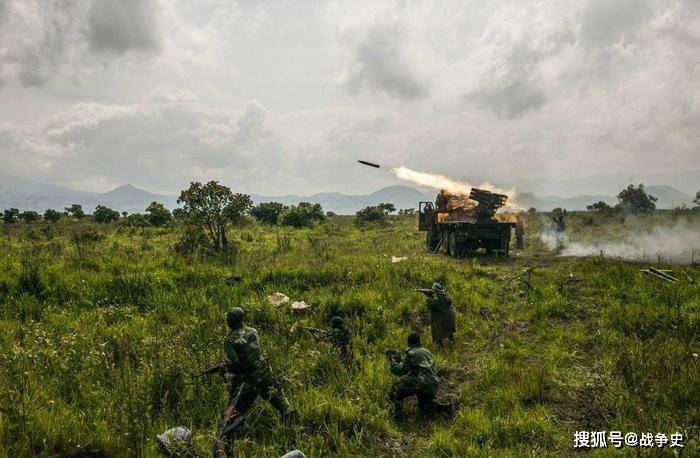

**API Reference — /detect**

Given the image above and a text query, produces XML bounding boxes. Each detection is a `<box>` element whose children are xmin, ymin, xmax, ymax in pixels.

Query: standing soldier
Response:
<box><xmin>417</xmin><ymin>281</ymin><xmax>456</xmax><ymax>346</ymax></box>
<box><xmin>219</xmin><ymin>307</ymin><xmax>297</xmax><ymax>440</ymax></box>
<box><xmin>515</xmin><ymin>215</ymin><xmax>525</xmax><ymax>250</ymax></box>
<box><xmin>386</xmin><ymin>332</ymin><xmax>452</xmax><ymax>421</ymax></box>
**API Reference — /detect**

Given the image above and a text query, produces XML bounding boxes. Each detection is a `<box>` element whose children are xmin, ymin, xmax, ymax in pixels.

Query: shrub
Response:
<box><xmin>43</xmin><ymin>209</ymin><xmax>62</xmax><ymax>223</ymax></box>
<box><xmin>145</xmin><ymin>202</ymin><xmax>172</xmax><ymax>227</ymax></box>
<box><xmin>280</xmin><ymin>202</ymin><xmax>326</xmax><ymax>228</ymax></box>
<box><xmin>93</xmin><ymin>205</ymin><xmax>120</xmax><ymax>223</ymax></box>
<box><xmin>250</xmin><ymin>202</ymin><xmax>287</xmax><ymax>225</ymax></box>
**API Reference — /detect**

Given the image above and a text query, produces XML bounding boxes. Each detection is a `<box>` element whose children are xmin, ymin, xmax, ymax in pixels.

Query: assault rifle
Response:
<box><xmin>298</xmin><ymin>326</ymin><xmax>329</xmax><ymax>340</ymax></box>
<box><xmin>193</xmin><ymin>362</ymin><xmax>229</xmax><ymax>378</ymax></box>
<box><xmin>415</xmin><ymin>288</ymin><xmax>436</xmax><ymax>297</ymax></box>
<box><xmin>385</xmin><ymin>348</ymin><xmax>400</xmax><ymax>362</ymax></box>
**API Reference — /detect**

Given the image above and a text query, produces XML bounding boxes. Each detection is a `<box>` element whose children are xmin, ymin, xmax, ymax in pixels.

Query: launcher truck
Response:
<box><xmin>419</xmin><ymin>188</ymin><xmax>515</xmax><ymax>257</ymax></box>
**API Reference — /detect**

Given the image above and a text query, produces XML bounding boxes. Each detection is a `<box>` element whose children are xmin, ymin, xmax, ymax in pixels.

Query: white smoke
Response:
<box><xmin>390</xmin><ymin>166</ymin><xmax>521</xmax><ymax>209</ymax></box>
<box><xmin>541</xmin><ymin>222</ymin><xmax>700</xmax><ymax>265</ymax></box>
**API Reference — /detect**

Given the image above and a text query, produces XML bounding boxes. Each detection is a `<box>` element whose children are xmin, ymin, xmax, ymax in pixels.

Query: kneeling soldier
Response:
<box><xmin>386</xmin><ymin>332</ymin><xmax>452</xmax><ymax>421</ymax></box>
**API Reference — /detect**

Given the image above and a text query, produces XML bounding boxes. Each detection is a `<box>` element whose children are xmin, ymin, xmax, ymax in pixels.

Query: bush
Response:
<box><xmin>19</xmin><ymin>211</ymin><xmax>40</xmax><ymax>223</ymax></box>
<box><xmin>93</xmin><ymin>205</ymin><xmax>120</xmax><ymax>223</ymax></box>
<box><xmin>355</xmin><ymin>205</ymin><xmax>391</xmax><ymax>225</ymax></box>
<box><xmin>250</xmin><ymin>202</ymin><xmax>287</xmax><ymax>225</ymax></box>
<box><xmin>616</xmin><ymin>183</ymin><xmax>657</xmax><ymax>214</ymax></box>
<box><xmin>43</xmin><ymin>209</ymin><xmax>62</xmax><ymax>223</ymax></box>
<box><xmin>145</xmin><ymin>202</ymin><xmax>172</xmax><ymax>226</ymax></box>
<box><xmin>280</xmin><ymin>202</ymin><xmax>326</xmax><ymax>228</ymax></box>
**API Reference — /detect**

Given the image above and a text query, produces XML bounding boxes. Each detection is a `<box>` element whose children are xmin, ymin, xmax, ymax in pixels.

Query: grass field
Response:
<box><xmin>1</xmin><ymin>213</ymin><xmax>698</xmax><ymax>457</ymax></box>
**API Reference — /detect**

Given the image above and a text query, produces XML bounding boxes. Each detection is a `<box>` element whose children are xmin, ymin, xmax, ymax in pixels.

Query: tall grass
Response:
<box><xmin>0</xmin><ymin>215</ymin><xmax>698</xmax><ymax>456</ymax></box>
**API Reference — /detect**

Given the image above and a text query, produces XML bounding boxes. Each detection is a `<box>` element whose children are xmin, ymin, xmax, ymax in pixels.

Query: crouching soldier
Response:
<box><xmin>386</xmin><ymin>332</ymin><xmax>452</xmax><ymax>421</ymax></box>
<box><xmin>220</xmin><ymin>307</ymin><xmax>298</xmax><ymax>437</ymax></box>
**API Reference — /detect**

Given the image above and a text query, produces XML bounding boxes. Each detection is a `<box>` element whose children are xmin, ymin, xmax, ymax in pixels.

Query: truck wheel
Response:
<box><xmin>448</xmin><ymin>232</ymin><xmax>458</xmax><ymax>257</ymax></box>
<box><xmin>442</xmin><ymin>231</ymin><xmax>451</xmax><ymax>255</ymax></box>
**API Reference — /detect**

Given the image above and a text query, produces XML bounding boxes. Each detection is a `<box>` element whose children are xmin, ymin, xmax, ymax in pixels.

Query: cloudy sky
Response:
<box><xmin>1</xmin><ymin>0</ymin><xmax>698</xmax><ymax>196</ymax></box>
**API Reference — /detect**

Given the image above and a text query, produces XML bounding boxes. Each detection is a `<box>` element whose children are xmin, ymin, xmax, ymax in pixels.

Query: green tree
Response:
<box><xmin>3</xmin><ymin>208</ymin><xmax>19</xmax><ymax>224</ymax></box>
<box><xmin>93</xmin><ymin>205</ymin><xmax>120</xmax><ymax>223</ymax></box>
<box><xmin>177</xmin><ymin>181</ymin><xmax>252</xmax><ymax>251</ymax></box>
<box><xmin>355</xmin><ymin>205</ymin><xmax>389</xmax><ymax>225</ymax></box>
<box><xmin>172</xmin><ymin>207</ymin><xmax>188</xmax><ymax>222</ymax></box>
<box><xmin>586</xmin><ymin>201</ymin><xmax>616</xmax><ymax>216</ymax></box>
<box><xmin>19</xmin><ymin>210</ymin><xmax>40</xmax><ymax>223</ymax></box>
<box><xmin>694</xmin><ymin>190</ymin><xmax>700</xmax><ymax>207</ymax></box>
<box><xmin>250</xmin><ymin>202</ymin><xmax>287</xmax><ymax>225</ymax></box>
<box><xmin>616</xmin><ymin>183</ymin><xmax>657</xmax><ymax>214</ymax></box>
<box><xmin>145</xmin><ymin>201</ymin><xmax>172</xmax><ymax>227</ymax></box>
<box><xmin>65</xmin><ymin>204</ymin><xmax>85</xmax><ymax>219</ymax></box>
<box><xmin>280</xmin><ymin>202</ymin><xmax>326</xmax><ymax>228</ymax></box>
<box><xmin>43</xmin><ymin>208</ymin><xmax>62</xmax><ymax>223</ymax></box>
<box><xmin>378</xmin><ymin>202</ymin><xmax>396</xmax><ymax>214</ymax></box>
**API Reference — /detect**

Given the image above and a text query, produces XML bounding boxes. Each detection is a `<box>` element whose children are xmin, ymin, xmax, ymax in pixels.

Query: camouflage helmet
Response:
<box><xmin>432</xmin><ymin>281</ymin><xmax>446</xmax><ymax>294</ymax></box>
<box><xmin>226</xmin><ymin>307</ymin><xmax>245</xmax><ymax>328</ymax></box>
<box><xmin>330</xmin><ymin>316</ymin><xmax>344</xmax><ymax>328</ymax></box>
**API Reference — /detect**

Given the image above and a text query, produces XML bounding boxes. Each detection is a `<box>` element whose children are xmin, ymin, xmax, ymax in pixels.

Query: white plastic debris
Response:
<box><xmin>291</xmin><ymin>301</ymin><xmax>311</xmax><ymax>310</ymax></box>
<box><xmin>267</xmin><ymin>292</ymin><xmax>290</xmax><ymax>306</ymax></box>
<box><xmin>391</xmin><ymin>256</ymin><xmax>407</xmax><ymax>263</ymax></box>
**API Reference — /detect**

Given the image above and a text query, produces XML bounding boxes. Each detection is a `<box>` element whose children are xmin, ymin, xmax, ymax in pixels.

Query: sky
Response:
<box><xmin>0</xmin><ymin>0</ymin><xmax>699</xmax><ymax>197</ymax></box>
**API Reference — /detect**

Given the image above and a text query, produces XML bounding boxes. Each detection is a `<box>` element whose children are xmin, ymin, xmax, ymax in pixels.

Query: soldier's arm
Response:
<box><xmin>224</xmin><ymin>338</ymin><xmax>239</xmax><ymax>370</ymax></box>
<box><xmin>389</xmin><ymin>353</ymin><xmax>410</xmax><ymax>376</ymax></box>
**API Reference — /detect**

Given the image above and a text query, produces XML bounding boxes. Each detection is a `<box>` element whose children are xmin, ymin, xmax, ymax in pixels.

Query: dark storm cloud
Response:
<box><xmin>467</xmin><ymin>79</ymin><xmax>546</xmax><ymax>119</ymax></box>
<box><xmin>0</xmin><ymin>0</ymin><xmax>162</xmax><ymax>87</ymax></box>
<box><xmin>344</xmin><ymin>24</ymin><xmax>428</xmax><ymax>101</ymax></box>
<box><xmin>87</xmin><ymin>0</ymin><xmax>161</xmax><ymax>54</ymax></box>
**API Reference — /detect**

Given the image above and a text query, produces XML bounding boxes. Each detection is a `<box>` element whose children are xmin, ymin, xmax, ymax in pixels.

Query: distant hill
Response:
<box><xmin>0</xmin><ymin>173</ymin><xmax>694</xmax><ymax>214</ymax></box>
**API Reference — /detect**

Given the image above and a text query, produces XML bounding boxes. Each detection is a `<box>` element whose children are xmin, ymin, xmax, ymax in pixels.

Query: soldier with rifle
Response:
<box><xmin>386</xmin><ymin>332</ymin><xmax>452</xmax><ymax>421</ymax></box>
<box><xmin>205</xmin><ymin>307</ymin><xmax>297</xmax><ymax>456</ymax></box>
<box><xmin>416</xmin><ymin>281</ymin><xmax>456</xmax><ymax>346</ymax></box>
<box><xmin>299</xmin><ymin>316</ymin><xmax>353</xmax><ymax>366</ymax></box>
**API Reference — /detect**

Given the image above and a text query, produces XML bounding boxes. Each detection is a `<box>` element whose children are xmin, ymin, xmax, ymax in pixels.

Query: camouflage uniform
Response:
<box><xmin>325</xmin><ymin>317</ymin><xmax>353</xmax><ymax>365</ymax></box>
<box><xmin>389</xmin><ymin>344</ymin><xmax>444</xmax><ymax>418</ymax></box>
<box><xmin>223</xmin><ymin>310</ymin><xmax>294</xmax><ymax>423</ymax></box>
<box><xmin>426</xmin><ymin>293</ymin><xmax>456</xmax><ymax>344</ymax></box>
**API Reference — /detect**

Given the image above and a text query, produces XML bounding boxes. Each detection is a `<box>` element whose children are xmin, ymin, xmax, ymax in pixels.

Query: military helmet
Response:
<box><xmin>330</xmin><ymin>316</ymin><xmax>344</xmax><ymax>328</ymax></box>
<box><xmin>432</xmin><ymin>281</ymin><xmax>446</xmax><ymax>294</ymax></box>
<box><xmin>226</xmin><ymin>307</ymin><xmax>245</xmax><ymax>328</ymax></box>
<box><xmin>407</xmin><ymin>331</ymin><xmax>421</xmax><ymax>346</ymax></box>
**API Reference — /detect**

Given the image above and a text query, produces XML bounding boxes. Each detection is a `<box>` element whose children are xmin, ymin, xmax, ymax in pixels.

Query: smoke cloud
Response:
<box><xmin>390</xmin><ymin>166</ymin><xmax>521</xmax><ymax>209</ymax></box>
<box><xmin>541</xmin><ymin>222</ymin><xmax>700</xmax><ymax>265</ymax></box>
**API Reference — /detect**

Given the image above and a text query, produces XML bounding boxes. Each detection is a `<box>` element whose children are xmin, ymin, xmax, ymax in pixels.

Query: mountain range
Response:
<box><xmin>0</xmin><ymin>173</ymin><xmax>695</xmax><ymax>215</ymax></box>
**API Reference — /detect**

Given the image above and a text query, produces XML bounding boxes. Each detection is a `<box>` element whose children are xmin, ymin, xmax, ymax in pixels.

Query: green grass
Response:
<box><xmin>0</xmin><ymin>215</ymin><xmax>698</xmax><ymax>456</ymax></box>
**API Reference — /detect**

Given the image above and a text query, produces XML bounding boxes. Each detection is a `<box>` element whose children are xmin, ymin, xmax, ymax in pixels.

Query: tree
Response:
<box><xmin>43</xmin><ymin>209</ymin><xmax>62</xmax><ymax>223</ymax></box>
<box><xmin>586</xmin><ymin>201</ymin><xmax>616</xmax><ymax>216</ymax></box>
<box><xmin>398</xmin><ymin>208</ymin><xmax>416</xmax><ymax>216</ymax></box>
<box><xmin>279</xmin><ymin>202</ymin><xmax>326</xmax><ymax>228</ymax></box>
<box><xmin>527</xmin><ymin>207</ymin><xmax>537</xmax><ymax>214</ymax></box>
<box><xmin>3</xmin><ymin>208</ymin><xmax>19</xmax><ymax>224</ymax></box>
<box><xmin>172</xmin><ymin>207</ymin><xmax>188</xmax><ymax>222</ymax></box>
<box><xmin>145</xmin><ymin>201</ymin><xmax>173</xmax><ymax>226</ymax></box>
<box><xmin>20</xmin><ymin>210</ymin><xmax>40</xmax><ymax>223</ymax></box>
<box><xmin>377</xmin><ymin>202</ymin><xmax>396</xmax><ymax>214</ymax></box>
<box><xmin>616</xmin><ymin>183</ymin><xmax>657</xmax><ymax>214</ymax></box>
<box><xmin>93</xmin><ymin>205</ymin><xmax>120</xmax><ymax>223</ymax></box>
<box><xmin>250</xmin><ymin>202</ymin><xmax>287</xmax><ymax>225</ymax></box>
<box><xmin>65</xmin><ymin>204</ymin><xmax>85</xmax><ymax>219</ymax></box>
<box><xmin>177</xmin><ymin>181</ymin><xmax>253</xmax><ymax>251</ymax></box>
<box><xmin>694</xmin><ymin>190</ymin><xmax>700</xmax><ymax>207</ymax></box>
<box><xmin>355</xmin><ymin>205</ymin><xmax>391</xmax><ymax>225</ymax></box>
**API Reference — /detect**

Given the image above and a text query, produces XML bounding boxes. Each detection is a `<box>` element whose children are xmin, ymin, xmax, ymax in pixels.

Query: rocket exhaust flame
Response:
<box><xmin>390</xmin><ymin>166</ymin><xmax>521</xmax><ymax>210</ymax></box>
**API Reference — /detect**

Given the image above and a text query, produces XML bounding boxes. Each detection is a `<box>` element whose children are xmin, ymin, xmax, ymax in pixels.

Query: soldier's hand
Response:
<box><xmin>223</xmin><ymin>405</ymin><xmax>236</xmax><ymax>422</ymax></box>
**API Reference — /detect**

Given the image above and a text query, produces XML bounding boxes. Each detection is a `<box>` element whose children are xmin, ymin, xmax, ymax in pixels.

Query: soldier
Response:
<box><xmin>219</xmin><ymin>307</ymin><xmax>297</xmax><ymax>437</ymax></box>
<box><xmin>515</xmin><ymin>216</ymin><xmax>525</xmax><ymax>250</ymax></box>
<box><xmin>386</xmin><ymin>332</ymin><xmax>452</xmax><ymax>421</ymax></box>
<box><xmin>300</xmin><ymin>316</ymin><xmax>354</xmax><ymax>367</ymax></box>
<box><xmin>421</xmin><ymin>281</ymin><xmax>456</xmax><ymax>346</ymax></box>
